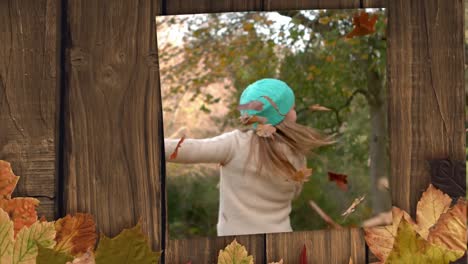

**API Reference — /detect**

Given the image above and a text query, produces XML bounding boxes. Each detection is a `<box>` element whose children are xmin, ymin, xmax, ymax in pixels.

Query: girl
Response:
<box><xmin>164</xmin><ymin>78</ymin><xmax>335</xmax><ymax>236</ymax></box>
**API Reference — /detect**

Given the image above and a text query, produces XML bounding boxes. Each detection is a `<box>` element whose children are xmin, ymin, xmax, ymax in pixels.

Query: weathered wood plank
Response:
<box><xmin>266</xmin><ymin>229</ymin><xmax>365</xmax><ymax>263</ymax></box>
<box><xmin>165</xmin><ymin>0</ymin><xmax>262</xmax><ymax>15</ymax></box>
<box><xmin>63</xmin><ymin>0</ymin><xmax>163</xmax><ymax>250</ymax></box>
<box><xmin>166</xmin><ymin>235</ymin><xmax>265</xmax><ymax>263</ymax></box>
<box><xmin>263</xmin><ymin>0</ymin><xmax>361</xmax><ymax>11</ymax></box>
<box><xmin>362</xmin><ymin>0</ymin><xmax>386</xmax><ymax>8</ymax></box>
<box><xmin>387</xmin><ymin>0</ymin><xmax>465</xmax><ymax>216</ymax></box>
<box><xmin>0</xmin><ymin>0</ymin><xmax>59</xmax><ymax>218</ymax></box>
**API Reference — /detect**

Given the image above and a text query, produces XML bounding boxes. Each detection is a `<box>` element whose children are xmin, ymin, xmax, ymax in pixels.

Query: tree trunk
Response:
<box><xmin>368</xmin><ymin>68</ymin><xmax>391</xmax><ymax>214</ymax></box>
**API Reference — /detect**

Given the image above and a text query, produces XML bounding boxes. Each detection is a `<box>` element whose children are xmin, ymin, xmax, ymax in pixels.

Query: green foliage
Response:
<box><xmin>168</xmin><ymin>173</ymin><xmax>220</xmax><ymax>239</ymax></box>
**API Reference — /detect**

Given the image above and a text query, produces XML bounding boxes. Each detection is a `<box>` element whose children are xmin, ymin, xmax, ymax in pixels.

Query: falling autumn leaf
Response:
<box><xmin>309</xmin><ymin>200</ymin><xmax>342</xmax><ymax>229</ymax></box>
<box><xmin>0</xmin><ymin>208</ymin><xmax>13</xmax><ymax>263</ymax></box>
<box><xmin>328</xmin><ymin>172</ymin><xmax>348</xmax><ymax>191</ymax></box>
<box><xmin>261</xmin><ymin>96</ymin><xmax>287</xmax><ymax>116</ymax></box>
<box><xmin>237</xmin><ymin>101</ymin><xmax>264</xmax><ymax>111</ymax></box>
<box><xmin>0</xmin><ymin>197</ymin><xmax>39</xmax><ymax>236</ymax></box>
<box><xmin>292</xmin><ymin>167</ymin><xmax>313</xmax><ymax>183</ymax></box>
<box><xmin>217</xmin><ymin>239</ymin><xmax>253</xmax><ymax>264</ymax></box>
<box><xmin>256</xmin><ymin>124</ymin><xmax>276</xmax><ymax>138</ymax></box>
<box><xmin>54</xmin><ymin>213</ymin><xmax>97</xmax><ymax>256</ymax></box>
<box><xmin>345</xmin><ymin>11</ymin><xmax>378</xmax><ymax>38</ymax></box>
<box><xmin>0</xmin><ymin>161</ymin><xmax>20</xmax><ymax>199</ymax></box>
<box><xmin>427</xmin><ymin>199</ymin><xmax>467</xmax><ymax>252</ymax></box>
<box><xmin>299</xmin><ymin>244</ymin><xmax>307</xmax><ymax>264</ymax></box>
<box><xmin>37</xmin><ymin>244</ymin><xmax>74</xmax><ymax>264</ymax></box>
<box><xmin>169</xmin><ymin>136</ymin><xmax>186</xmax><ymax>160</ymax></box>
<box><xmin>239</xmin><ymin>114</ymin><xmax>268</xmax><ymax>125</ymax></box>
<box><xmin>309</xmin><ymin>104</ymin><xmax>331</xmax><ymax>112</ymax></box>
<box><xmin>341</xmin><ymin>195</ymin><xmax>365</xmax><ymax>218</ymax></box>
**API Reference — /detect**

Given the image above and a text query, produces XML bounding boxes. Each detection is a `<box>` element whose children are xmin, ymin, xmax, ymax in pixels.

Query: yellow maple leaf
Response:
<box><xmin>416</xmin><ymin>184</ymin><xmax>452</xmax><ymax>239</ymax></box>
<box><xmin>427</xmin><ymin>199</ymin><xmax>467</xmax><ymax>252</ymax></box>
<box><xmin>54</xmin><ymin>213</ymin><xmax>97</xmax><ymax>256</ymax></box>
<box><xmin>217</xmin><ymin>239</ymin><xmax>253</xmax><ymax>264</ymax></box>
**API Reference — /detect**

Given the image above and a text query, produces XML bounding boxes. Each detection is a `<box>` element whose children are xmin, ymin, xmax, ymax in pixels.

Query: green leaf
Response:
<box><xmin>0</xmin><ymin>208</ymin><xmax>13</xmax><ymax>263</ymax></box>
<box><xmin>95</xmin><ymin>223</ymin><xmax>161</xmax><ymax>264</ymax></box>
<box><xmin>13</xmin><ymin>221</ymin><xmax>56</xmax><ymax>264</ymax></box>
<box><xmin>36</xmin><ymin>244</ymin><xmax>73</xmax><ymax>264</ymax></box>
<box><xmin>385</xmin><ymin>218</ymin><xmax>464</xmax><ymax>264</ymax></box>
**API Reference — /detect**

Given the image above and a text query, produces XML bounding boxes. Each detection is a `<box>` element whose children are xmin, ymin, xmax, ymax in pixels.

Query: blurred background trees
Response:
<box><xmin>157</xmin><ymin>8</ymin><xmax>390</xmax><ymax>239</ymax></box>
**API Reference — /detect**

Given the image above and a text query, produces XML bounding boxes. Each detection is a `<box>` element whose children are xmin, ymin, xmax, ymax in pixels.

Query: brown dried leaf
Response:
<box><xmin>427</xmin><ymin>199</ymin><xmax>467</xmax><ymax>252</ymax></box>
<box><xmin>342</xmin><ymin>195</ymin><xmax>365</xmax><ymax>218</ymax></box>
<box><xmin>292</xmin><ymin>167</ymin><xmax>313</xmax><ymax>183</ymax></box>
<box><xmin>261</xmin><ymin>96</ymin><xmax>287</xmax><ymax>116</ymax></box>
<box><xmin>256</xmin><ymin>124</ymin><xmax>276</xmax><ymax>138</ymax></box>
<box><xmin>55</xmin><ymin>213</ymin><xmax>97</xmax><ymax>256</ymax></box>
<box><xmin>309</xmin><ymin>104</ymin><xmax>331</xmax><ymax>112</ymax></box>
<box><xmin>309</xmin><ymin>200</ymin><xmax>342</xmax><ymax>229</ymax></box>
<box><xmin>0</xmin><ymin>160</ymin><xmax>20</xmax><ymax>199</ymax></box>
<box><xmin>416</xmin><ymin>184</ymin><xmax>452</xmax><ymax>239</ymax></box>
<box><xmin>169</xmin><ymin>136</ymin><xmax>185</xmax><ymax>160</ymax></box>
<box><xmin>237</xmin><ymin>101</ymin><xmax>264</xmax><ymax>111</ymax></box>
<box><xmin>0</xmin><ymin>197</ymin><xmax>39</xmax><ymax>236</ymax></box>
<box><xmin>239</xmin><ymin>114</ymin><xmax>268</xmax><ymax>125</ymax></box>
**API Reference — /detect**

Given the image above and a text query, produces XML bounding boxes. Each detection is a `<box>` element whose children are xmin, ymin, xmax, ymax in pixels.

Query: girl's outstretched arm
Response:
<box><xmin>164</xmin><ymin>130</ymin><xmax>237</xmax><ymax>165</ymax></box>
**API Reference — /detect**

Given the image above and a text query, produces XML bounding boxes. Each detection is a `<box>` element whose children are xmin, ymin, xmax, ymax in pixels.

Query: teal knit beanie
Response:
<box><xmin>239</xmin><ymin>78</ymin><xmax>295</xmax><ymax>126</ymax></box>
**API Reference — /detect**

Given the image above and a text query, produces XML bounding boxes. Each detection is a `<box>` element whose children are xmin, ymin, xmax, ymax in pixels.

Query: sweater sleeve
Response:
<box><xmin>164</xmin><ymin>130</ymin><xmax>237</xmax><ymax>165</ymax></box>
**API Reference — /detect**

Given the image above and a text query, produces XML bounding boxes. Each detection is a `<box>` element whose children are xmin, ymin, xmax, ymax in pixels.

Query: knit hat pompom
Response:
<box><xmin>238</xmin><ymin>78</ymin><xmax>295</xmax><ymax>127</ymax></box>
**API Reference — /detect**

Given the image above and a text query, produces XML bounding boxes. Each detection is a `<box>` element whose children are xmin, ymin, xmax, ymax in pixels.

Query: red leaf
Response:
<box><xmin>300</xmin><ymin>244</ymin><xmax>307</xmax><ymax>264</ymax></box>
<box><xmin>237</xmin><ymin>101</ymin><xmax>264</xmax><ymax>111</ymax></box>
<box><xmin>345</xmin><ymin>11</ymin><xmax>378</xmax><ymax>38</ymax></box>
<box><xmin>328</xmin><ymin>171</ymin><xmax>348</xmax><ymax>191</ymax></box>
<box><xmin>169</xmin><ymin>136</ymin><xmax>186</xmax><ymax>160</ymax></box>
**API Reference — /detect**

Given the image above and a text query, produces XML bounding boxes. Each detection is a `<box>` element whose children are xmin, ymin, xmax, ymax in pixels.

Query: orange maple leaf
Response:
<box><xmin>345</xmin><ymin>11</ymin><xmax>378</xmax><ymax>38</ymax></box>
<box><xmin>256</xmin><ymin>124</ymin><xmax>277</xmax><ymax>138</ymax></box>
<box><xmin>169</xmin><ymin>136</ymin><xmax>186</xmax><ymax>160</ymax></box>
<box><xmin>0</xmin><ymin>160</ymin><xmax>20</xmax><ymax>199</ymax></box>
<box><xmin>0</xmin><ymin>197</ymin><xmax>39</xmax><ymax>236</ymax></box>
<box><xmin>55</xmin><ymin>213</ymin><xmax>97</xmax><ymax>256</ymax></box>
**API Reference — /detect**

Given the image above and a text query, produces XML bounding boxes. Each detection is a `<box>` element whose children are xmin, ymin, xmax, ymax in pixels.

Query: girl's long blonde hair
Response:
<box><xmin>241</xmin><ymin>118</ymin><xmax>336</xmax><ymax>180</ymax></box>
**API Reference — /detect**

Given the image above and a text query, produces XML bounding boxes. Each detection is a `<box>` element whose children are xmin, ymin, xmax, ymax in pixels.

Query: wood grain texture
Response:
<box><xmin>263</xmin><ymin>0</ymin><xmax>361</xmax><ymax>11</ymax></box>
<box><xmin>166</xmin><ymin>235</ymin><xmax>265</xmax><ymax>263</ymax></box>
<box><xmin>63</xmin><ymin>0</ymin><xmax>163</xmax><ymax>250</ymax></box>
<box><xmin>387</xmin><ymin>0</ymin><xmax>465</xmax><ymax>216</ymax></box>
<box><xmin>0</xmin><ymin>0</ymin><xmax>59</xmax><ymax>218</ymax></box>
<box><xmin>165</xmin><ymin>0</ymin><xmax>262</xmax><ymax>15</ymax></box>
<box><xmin>362</xmin><ymin>0</ymin><xmax>386</xmax><ymax>8</ymax></box>
<box><xmin>266</xmin><ymin>228</ymin><xmax>365</xmax><ymax>263</ymax></box>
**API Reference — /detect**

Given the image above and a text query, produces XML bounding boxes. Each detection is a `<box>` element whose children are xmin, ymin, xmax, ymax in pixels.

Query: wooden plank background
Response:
<box><xmin>0</xmin><ymin>0</ymin><xmax>464</xmax><ymax>263</ymax></box>
<box><xmin>62</xmin><ymin>0</ymin><xmax>163</xmax><ymax>250</ymax></box>
<box><xmin>0</xmin><ymin>0</ymin><xmax>60</xmax><ymax>221</ymax></box>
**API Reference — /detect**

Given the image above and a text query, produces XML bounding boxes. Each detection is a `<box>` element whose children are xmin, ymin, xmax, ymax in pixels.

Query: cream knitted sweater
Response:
<box><xmin>164</xmin><ymin>129</ymin><xmax>306</xmax><ymax>236</ymax></box>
